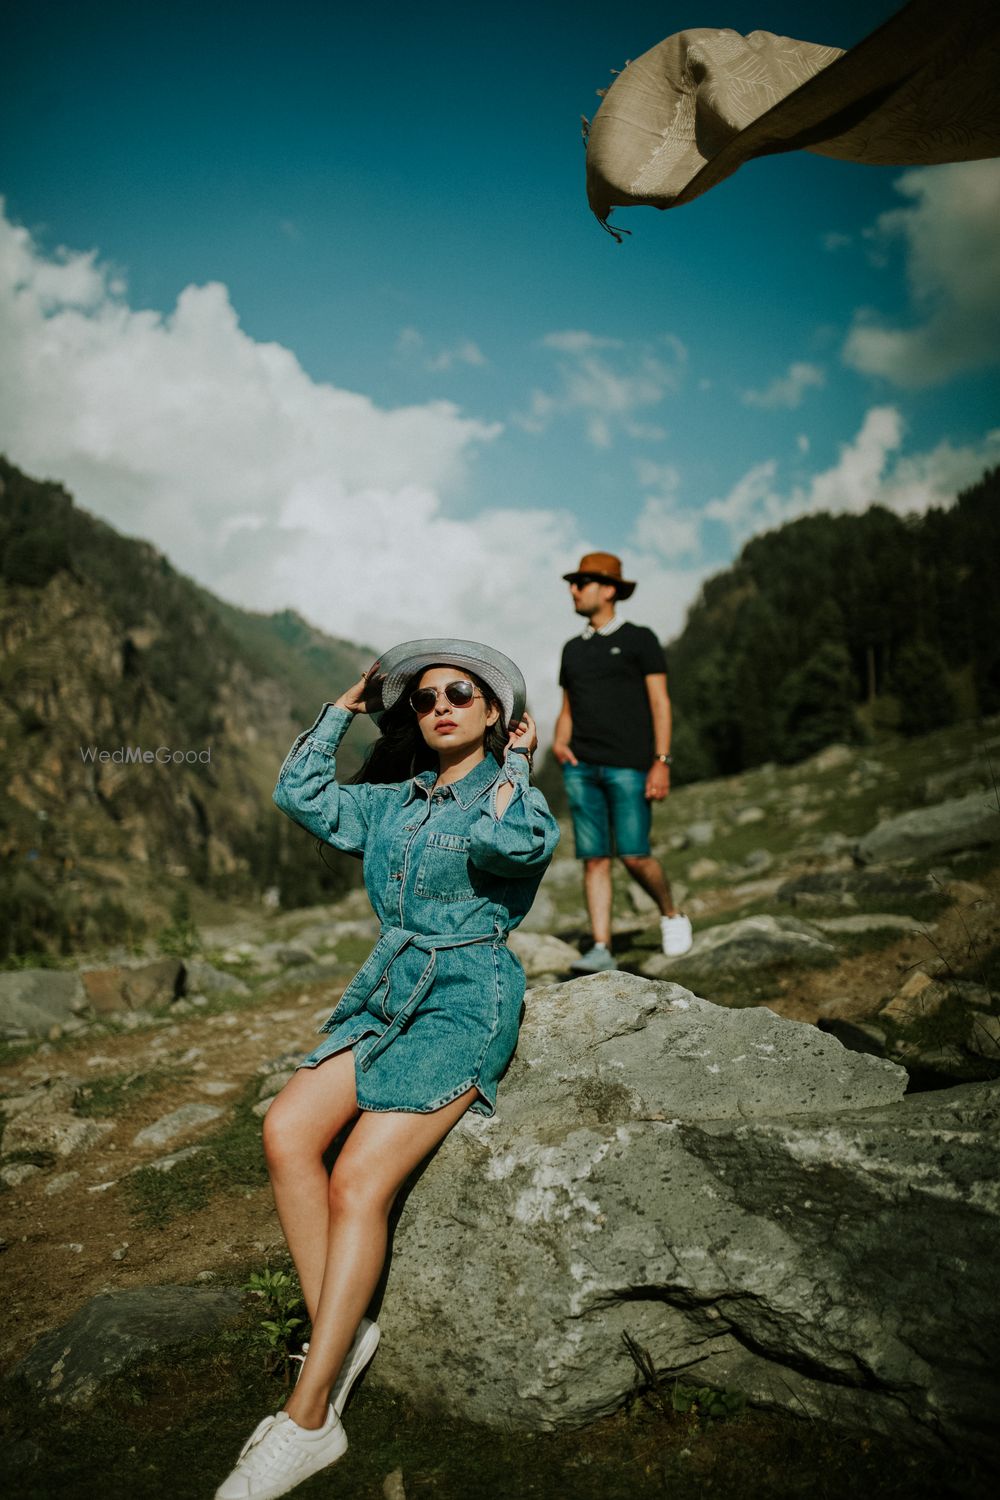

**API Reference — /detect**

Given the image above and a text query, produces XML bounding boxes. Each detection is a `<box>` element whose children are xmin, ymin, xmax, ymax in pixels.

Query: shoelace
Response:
<box><xmin>236</xmin><ymin>1416</ymin><xmax>302</xmax><ymax>1480</ymax></box>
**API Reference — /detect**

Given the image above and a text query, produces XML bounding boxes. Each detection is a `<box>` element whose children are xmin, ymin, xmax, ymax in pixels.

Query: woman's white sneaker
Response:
<box><xmin>214</xmin><ymin>1404</ymin><xmax>347</xmax><ymax>1500</ymax></box>
<box><xmin>290</xmin><ymin>1317</ymin><xmax>380</xmax><ymax>1412</ymax></box>
<box><xmin>661</xmin><ymin>913</ymin><xmax>693</xmax><ymax>957</ymax></box>
<box><xmin>331</xmin><ymin>1317</ymin><xmax>380</xmax><ymax>1415</ymax></box>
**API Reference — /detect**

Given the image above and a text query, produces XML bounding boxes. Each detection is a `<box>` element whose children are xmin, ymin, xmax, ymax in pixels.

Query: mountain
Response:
<box><xmin>0</xmin><ymin>458</ymin><xmax>376</xmax><ymax>957</ymax></box>
<box><xmin>664</xmin><ymin>467</ymin><xmax>1000</xmax><ymax>782</ymax></box>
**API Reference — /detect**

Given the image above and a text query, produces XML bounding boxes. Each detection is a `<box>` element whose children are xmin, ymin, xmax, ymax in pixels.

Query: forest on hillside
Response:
<box><xmin>665</xmin><ymin>467</ymin><xmax>1000</xmax><ymax>782</ymax></box>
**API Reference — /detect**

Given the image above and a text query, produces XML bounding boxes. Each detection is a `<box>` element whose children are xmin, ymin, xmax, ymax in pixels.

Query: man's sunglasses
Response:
<box><xmin>569</xmin><ymin>574</ymin><xmax>609</xmax><ymax>588</ymax></box>
<box><xmin>409</xmin><ymin>680</ymin><xmax>483</xmax><ymax>715</ymax></box>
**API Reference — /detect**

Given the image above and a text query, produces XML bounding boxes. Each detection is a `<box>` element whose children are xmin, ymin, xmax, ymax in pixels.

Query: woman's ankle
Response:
<box><xmin>283</xmin><ymin>1389</ymin><xmax>331</xmax><ymax>1430</ymax></box>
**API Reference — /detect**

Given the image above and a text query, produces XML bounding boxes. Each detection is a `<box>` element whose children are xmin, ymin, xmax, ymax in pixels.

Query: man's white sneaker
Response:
<box><xmin>570</xmin><ymin>944</ymin><xmax>618</xmax><ymax>974</ymax></box>
<box><xmin>661</xmin><ymin>913</ymin><xmax>693</xmax><ymax>957</ymax></box>
<box><xmin>214</xmin><ymin>1403</ymin><xmax>347</xmax><ymax>1500</ymax></box>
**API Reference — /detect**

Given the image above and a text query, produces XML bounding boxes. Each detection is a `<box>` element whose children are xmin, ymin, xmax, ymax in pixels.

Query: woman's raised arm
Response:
<box><xmin>273</xmin><ymin>702</ymin><xmax>372</xmax><ymax>856</ymax></box>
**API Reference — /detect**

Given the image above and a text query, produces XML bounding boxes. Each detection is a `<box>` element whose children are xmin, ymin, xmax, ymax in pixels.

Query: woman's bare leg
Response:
<box><xmin>262</xmin><ymin>1053</ymin><xmax>361</xmax><ymax>1319</ymax></box>
<box><xmin>284</xmin><ymin>1085</ymin><xmax>479</xmax><ymax>1429</ymax></box>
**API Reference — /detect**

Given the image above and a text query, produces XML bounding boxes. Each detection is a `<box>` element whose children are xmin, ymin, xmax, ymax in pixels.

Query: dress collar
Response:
<box><xmin>408</xmin><ymin>753</ymin><xmax>502</xmax><ymax>808</ymax></box>
<box><xmin>581</xmin><ymin>613</ymin><xmax>625</xmax><ymax>641</ymax></box>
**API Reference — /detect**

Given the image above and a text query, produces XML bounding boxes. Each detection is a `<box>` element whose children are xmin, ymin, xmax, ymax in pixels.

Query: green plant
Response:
<box><xmin>622</xmin><ymin>1331</ymin><xmax>746</xmax><ymax>1427</ymax></box>
<box><xmin>671</xmin><ymin>1379</ymin><xmax>746</xmax><ymax>1422</ymax></box>
<box><xmin>242</xmin><ymin>1268</ymin><xmax>306</xmax><ymax>1382</ymax></box>
<box><xmin>158</xmin><ymin>887</ymin><xmax>200</xmax><ymax>958</ymax></box>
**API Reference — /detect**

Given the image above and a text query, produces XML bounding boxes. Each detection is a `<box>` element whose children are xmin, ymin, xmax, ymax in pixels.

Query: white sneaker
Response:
<box><xmin>661</xmin><ymin>913</ymin><xmax>693</xmax><ymax>957</ymax></box>
<box><xmin>570</xmin><ymin>943</ymin><xmax>618</xmax><ymax>973</ymax></box>
<box><xmin>290</xmin><ymin>1317</ymin><xmax>380</xmax><ymax>1413</ymax></box>
<box><xmin>331</xmin><ymin>1317</ymin><xmax>380</xmax><ymax>1414</ymax></box>
<box><xmin>215</xmin><ymin>1403</ymin><xmax>347</xmax><ymax>1500</ymax></box>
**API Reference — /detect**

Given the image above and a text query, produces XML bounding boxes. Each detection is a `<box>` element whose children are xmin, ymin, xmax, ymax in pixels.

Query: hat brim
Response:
<box><xmin>372</xmin><ymin>638</ymin><xmax>527</xmax><ymax>729</ymax></box>
<box><xmin>562</xmin><ymin>571</ymin><xmax>636</xmax><ymax>600</ymax></box>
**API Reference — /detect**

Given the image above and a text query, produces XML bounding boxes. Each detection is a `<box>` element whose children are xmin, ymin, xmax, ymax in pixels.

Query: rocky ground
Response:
<box><xmin>1</xmin><ymin>718</ymin><xmax>998</xmax><ymax>1495</ymax></box>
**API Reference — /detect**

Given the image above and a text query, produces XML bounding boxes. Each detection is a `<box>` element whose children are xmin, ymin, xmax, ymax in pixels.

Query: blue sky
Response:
<box><xmin>3</xmin><ymin>0</ymin><xmax>999</xmax><ymax>729</ymax></box>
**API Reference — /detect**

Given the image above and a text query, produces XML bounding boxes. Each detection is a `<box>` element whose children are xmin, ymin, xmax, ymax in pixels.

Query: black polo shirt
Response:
<box><xmin>558</xmin><ymin>621</ymin><xmax>668</xmax><ymax>770</ymax></box>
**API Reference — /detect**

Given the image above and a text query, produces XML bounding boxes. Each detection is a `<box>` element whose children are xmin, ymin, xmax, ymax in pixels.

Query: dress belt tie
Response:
<box><xmin>320</xmin><ymin>925</ymin><xmax>504</xmax><ymax>1072</ymax></box>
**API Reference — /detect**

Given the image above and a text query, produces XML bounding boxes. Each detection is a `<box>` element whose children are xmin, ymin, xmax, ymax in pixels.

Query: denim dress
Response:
<box><xmin>272</xmin><ymin>705</ymin><xmax>560</xmax><ymax>1117</ymax></box>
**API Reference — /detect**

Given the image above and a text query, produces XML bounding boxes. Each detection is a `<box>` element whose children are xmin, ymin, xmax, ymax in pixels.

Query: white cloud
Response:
<box><xmin>741</xmin><ymin>361</ymin><xmax>825</xmax><ymax>410</ymax></box>
<box><xmin>797</xmin><ymin>434</ymin><xmax>810</xmax><ymax>454</ymax></box>
<box><xmin>706</xmin><ymin>405</ymin><xmax>1000</xmax><ymax>545</ymax></box>
<box><xmin>0</xmin><ymin>204</ymin><xmax>712</xmax><ymax>739</ymax></box>
<box><xmin>518</xmin><ymin>329</ymin><xmax>686</xmax><ymax>448</ymax></box>
<box><xmin>822</xmin><ymin>231</ymin><xmax>852</xmax><ymax>252</ymax></box>
<box><xmin>395</xmin><ymin>326</ymin><xmax>487</xmax><ymax>372</ymax></box>
<box><xmin>842</xmin><ymin>160</ymin><xmax>1000</xmax><ymax>387</ymax></box>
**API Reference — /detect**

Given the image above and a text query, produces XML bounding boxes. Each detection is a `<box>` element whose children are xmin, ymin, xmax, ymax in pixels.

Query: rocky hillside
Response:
<box><xmin>1</xmin><ymin>712</ymin><xmax>998</xmax><ymax>1491</ymax></box>
<box><xmin>0</xmin><ymin>459</ymin><xmax>376</xmax><ymax>955</ymax></box>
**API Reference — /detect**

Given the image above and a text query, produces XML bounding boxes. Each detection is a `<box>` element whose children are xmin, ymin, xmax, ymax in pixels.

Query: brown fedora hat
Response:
<box><xmin>562</xmin><ymin>551</ymin><xmax>636</xmax><ymax>600</ymax></box>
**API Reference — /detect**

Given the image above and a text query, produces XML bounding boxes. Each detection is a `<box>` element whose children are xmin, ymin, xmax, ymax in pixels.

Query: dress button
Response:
<box><xmin>390</xmin><ymin>871</ymin><xmax>403</xmax><ymax>880</ymax></box>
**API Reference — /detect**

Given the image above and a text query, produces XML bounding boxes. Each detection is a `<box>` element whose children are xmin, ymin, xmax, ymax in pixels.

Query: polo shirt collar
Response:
<box><xmin>581</xmin><ymin>613</ymin><xmax>625</xmax><ymax>641</ymax></box>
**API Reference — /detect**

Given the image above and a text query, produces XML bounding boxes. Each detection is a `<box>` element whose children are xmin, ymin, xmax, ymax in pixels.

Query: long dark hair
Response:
<box><xmin>350</xmin><ymin>666</ymin><xmax>508</xmax><ymax>785</ymax></box>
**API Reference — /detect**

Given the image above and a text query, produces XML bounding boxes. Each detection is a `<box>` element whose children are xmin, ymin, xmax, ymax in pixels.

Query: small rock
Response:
<box><xmin>688</xmin><ymin>858</ymin><xmax>720</xmax><ymax>882</ymax></box>
<box><xmin>2</xmin><ymin>1114</ymin><xmax>113</xmax><ymax>1160</ymax></box>
<box><xmin>741</xmin><ymin>849</ymin><xmax>773</xmax><ymax>872</ymax></box>
<box><xmin>508</xmin><ymin>932</ymin><xmax>582</xmax><ymax>978</ymax></box>
<box><xmin>966</xmin><ymin>1013</ymin><xmax>1000</xmax><ymax>1061</ymax></box>
<box><xmin>855</xmin><ymin>791</ymin><xmax>1000</xmax><ymax>866</ymax></box>
<box><xmin>881</xmin><ymin>975</ymin><xmax>947</xmax><ymax>1026</ymax></box>
<box><xmin>0</xmin><ymin>1162</ymin><xmax>42</xmax><ymax>1187</ymax></box>
<box><xmin>197</xmin><ymin>1080</ymin><xmax>237</xmax><ymax>1096</ymax></box>
<box><xmin>196</xmin><ymin>1270</ymin><xmax>216</xmax><ymax>1282</ymax></box>
<box><xmin>258</xmin><ymin>1071</ymin><xmax>294</xmax><ymax>1099</ymax></box>
<box><xmin>686</xmin><ymin>821</ymin><xmax>715</xmax><ymax>846</ymax></box>
<box><xmin>813</xmin><ymin>914</ymin><xmax>928</xmax><ymax>936</ymax></box>
<box><xmin>181</xmin><ymin>958</ymin><xmax>251</xmax><ymax>998</ymax></box>
<box><xmin>253</xmin><ymin>1096</ymin><xmax>276</xmax><ymax>1118</ymax></box>
<box><xmin>134</xmin><ymin>1145</ymin><xmax>207</xmax><ymax>1175</ymax></box>
<box><xmin>45</xmin><ymin>1171</ymin><xmax>81</xmax><ymax>1196</ymax></box>
<box><xmin>111</xmin><ymin>1245</ymin><xmax>129</xmax><ymax>1262</ymax></box>
<box><xmin>809</xmin><ymin>743</ymin><xmax>854</xmax><ymax>773</ymax></box>
<box><xmin>132</xmin><ymin>1104</ymin><xmax>223</xmax><ymax>1150</ymax></box>
<box><xmin>734</xmin><ymin>806</ymin><xmax>765</xmax><ymax>826</ymax></box>
<box><xmin>383</xmin><ymin>1470</ymin><xmax>407</xmax><ymax>1500</ymax></box>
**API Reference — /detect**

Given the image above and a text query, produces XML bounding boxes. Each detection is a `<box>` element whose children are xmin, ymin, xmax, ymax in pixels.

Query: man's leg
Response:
<box><xmin>621</xmin><ymin>854</ymin><xmax>676</xmax><ymax>916</ymax></box>
<box><xmin>607</xmin><ymin>769</ymin><xmax>691</xmax><ymax>957</ymax></box>
<box><xmin>563</xmin><ymin>763</ymin><xmax>617</xmax><ymax>970</ymax></box>
<box><xmin>583</xmin><ymin>857</ymin><xmax>613</xmax><ymax>945</ymax></box>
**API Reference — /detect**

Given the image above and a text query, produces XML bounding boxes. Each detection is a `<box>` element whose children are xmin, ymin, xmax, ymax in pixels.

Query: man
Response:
<box><xmin>553</xmin><ymin>552</ymin><xmax>692</xmax><ymax>971</ymax></box>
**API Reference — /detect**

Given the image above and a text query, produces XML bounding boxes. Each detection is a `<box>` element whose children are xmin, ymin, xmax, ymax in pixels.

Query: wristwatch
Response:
<box><xmin>653</xmin><ymin>754</ymin><xmax>672</xmax><ymax>765</ymax></box>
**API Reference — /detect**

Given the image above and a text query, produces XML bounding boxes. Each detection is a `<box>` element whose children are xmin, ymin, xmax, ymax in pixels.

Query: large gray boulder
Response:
<box><xmin>12</xmin><ymin>1286</ymin><xmax>242</xmax><ymax>1406</ymax></box>
<box><xmin>854</xmin><ymin>790</ymin><xmax>1000</xmax><ymax>865</ymax></box>
<box><xmin>377</xmin><ymin>974</ymin><xmax>998</xmax><ymax>1458</ymax></box>
<box><xmin>640</xmin><ymin>913</ymin><xmax>834</xmax><ymax>980</ymax></box>
<box><xmin>0</xmin><ymin>970</ymin><xmax>85</xmax><ymax>1037</ymax></box>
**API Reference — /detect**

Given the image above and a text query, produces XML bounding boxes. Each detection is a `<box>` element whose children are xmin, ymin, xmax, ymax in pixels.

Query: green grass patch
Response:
<box><xmin>123</xmin><ymin>1085</ymin><xmax>269</xmax><ymax>1227</ymax></box>
<box><xmin>1</xmin><ymin>1321</ymin><xmax>979</xmax><ymax>1500</ymax></box>
<box><xmin>334</xmin><ymin>934</ymin><xmax>376</xmax><ymax>966</ymax></box>
<box><xmin>74</xmin><ymin>1068</ymin><xmax>181</xmax><ymax>1118</ymax></box>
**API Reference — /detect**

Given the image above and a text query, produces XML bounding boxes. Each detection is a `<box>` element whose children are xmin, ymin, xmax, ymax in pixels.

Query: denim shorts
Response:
<box><xmin>562</xmin><ymin>761</ymin><xmax>651</xmax><ymax>859</ymax></box>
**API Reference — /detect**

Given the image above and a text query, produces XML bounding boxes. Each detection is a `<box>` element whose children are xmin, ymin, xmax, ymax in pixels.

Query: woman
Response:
<box><xmin>215</xmin><ymin>638</ymin><xmax>559</xmax><ymax>1500</ymax></box>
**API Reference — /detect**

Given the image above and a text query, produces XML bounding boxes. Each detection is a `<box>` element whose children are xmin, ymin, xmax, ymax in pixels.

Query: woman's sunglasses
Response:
<box><xmin>409</xmin><ymin>679</ymin><xmax>483</xmax><ymax>715</ymax></box>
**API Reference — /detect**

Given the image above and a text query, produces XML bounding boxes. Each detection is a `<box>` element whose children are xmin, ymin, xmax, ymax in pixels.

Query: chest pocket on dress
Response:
<box><xmin>415</xmin><ymin>831</ymin><xmax>474</xmax><ymax>902</ymax></box>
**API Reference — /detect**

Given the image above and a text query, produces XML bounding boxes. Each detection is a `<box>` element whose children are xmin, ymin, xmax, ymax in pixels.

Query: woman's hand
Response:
<box><xmin>335</xmin><ymin>661</ymin><xmax>380</xmax><ymax>715</ymax></box>
<box><xmin>506</xmin><ymin>711</ymin><xmax>538</xmax><ymax>758</ymax></box>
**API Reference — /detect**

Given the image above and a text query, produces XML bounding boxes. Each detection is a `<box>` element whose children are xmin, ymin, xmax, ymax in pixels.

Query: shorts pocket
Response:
<box><xmin>415</xmin><ymin>831</ymin><xmax>474</xmax><ymax>902</ymax></box>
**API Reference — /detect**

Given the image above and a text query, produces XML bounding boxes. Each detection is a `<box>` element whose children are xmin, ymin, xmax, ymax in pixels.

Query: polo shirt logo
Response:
<box><xmin>610</xmin><ymin>646</ymin><xmax>622</xmax><ymax>654</ymax></box>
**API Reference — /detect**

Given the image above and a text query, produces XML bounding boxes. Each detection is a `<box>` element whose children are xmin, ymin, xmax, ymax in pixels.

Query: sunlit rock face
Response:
<box><xmin>378</xmin><ymin>972</ymin><xmax>998</xmax><ymax>1459</ymax></box>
